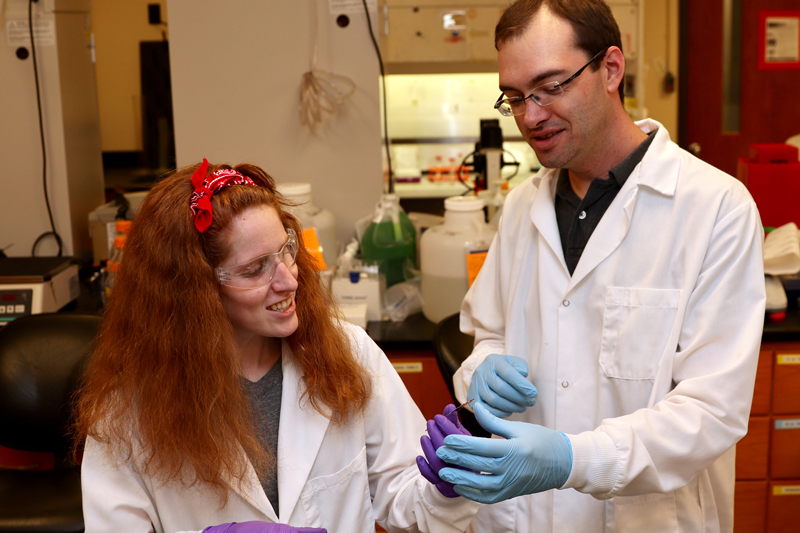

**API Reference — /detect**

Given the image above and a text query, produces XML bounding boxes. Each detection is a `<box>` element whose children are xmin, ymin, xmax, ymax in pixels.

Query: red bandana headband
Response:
<box><xmin>189</xmin><ymin>159</ymin><xmax>258</xmax><ymax>232</ymax></box>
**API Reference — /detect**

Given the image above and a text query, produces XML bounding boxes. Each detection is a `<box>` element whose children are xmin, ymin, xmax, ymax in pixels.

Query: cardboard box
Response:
<box><xmin>332</xmin><ymin>272</ymin><xmax>384</xmax><ymax>322</ymax></box>
<box><xmin>87</xmin><ymin>191</ymin><xmax>149</xmax><ymax>264</ymax></box>
<box><xmin>339</xmin><ymin>303</ymin><xmax>368</xmax><ymax>329</ymax></box>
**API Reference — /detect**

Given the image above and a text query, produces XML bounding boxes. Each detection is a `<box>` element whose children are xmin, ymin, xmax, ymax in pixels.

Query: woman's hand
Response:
<box><xmin>202</xmin><ymin>522</ymin><xmax>326</xmax><ymax>533</ymax></box>
<box><xmin>416</xmin><ymin>404</ymin><xmax>472</xmax><ymax>497</ymax></box>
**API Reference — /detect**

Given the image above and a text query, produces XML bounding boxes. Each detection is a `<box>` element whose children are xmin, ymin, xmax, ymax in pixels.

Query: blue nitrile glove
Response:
<box><xmin>202</xmin><ymin>523</ymin><xmax>326</xmax><ymax>533</ymax></box>
<box><xmin>467</xmin><ymin>354</ymin><xmax>538</xmax><ymax>418</ymax></box>
<box><xmin>416</xmin><ymin>404</ymin><xmax>472</xmax><ymax>498</ymax></box>
<box><xmin>435</xmin><ymin>402</ymin><xmax>573</xmax><ymax>504</ymax></box>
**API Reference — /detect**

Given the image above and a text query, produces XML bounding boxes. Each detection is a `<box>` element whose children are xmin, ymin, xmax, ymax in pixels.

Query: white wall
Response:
<box><xmin>0</xmin><ymin>0</ymin><xmax>104</xmax><ymax>259</ymax></box>
<box><xmin>167</xmin><ymin>0</ymin><xmax>383</xmax><ymax>247</ymax></box>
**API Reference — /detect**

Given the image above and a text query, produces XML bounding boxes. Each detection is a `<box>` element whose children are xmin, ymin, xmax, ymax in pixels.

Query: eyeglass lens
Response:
<box><xmin>496</xmin><ymin>47</ymin><xmax>608</xmax><ymax>116</ymax></box>
<box><xmin>220</xmin><ymin>232</ymin><xmax>297</xmax><ymax>288</ymax></box>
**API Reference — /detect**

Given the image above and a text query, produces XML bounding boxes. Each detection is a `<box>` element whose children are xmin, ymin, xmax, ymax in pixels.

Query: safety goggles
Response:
<box><xmin>215</xmin><ymin>228</ymin><xmax>298</xmax><ymax>290</ymax></box>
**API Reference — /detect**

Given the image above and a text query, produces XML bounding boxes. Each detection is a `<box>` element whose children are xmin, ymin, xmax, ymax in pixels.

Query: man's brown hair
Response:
<box><xmin>496</xmin><ymin>0</ymin><xmax>625</xmax><ymax>103</ymax></box>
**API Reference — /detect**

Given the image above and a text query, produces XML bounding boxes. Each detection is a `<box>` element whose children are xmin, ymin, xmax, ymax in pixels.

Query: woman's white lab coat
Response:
<box><xmin>81</xmin><ymin>323</ymin><xmax>478</xmax><ymax>533</ymax></box>
<box><xmin>453</xmin><ymin>120</ymin><xmax>766</xmax><ymax>532</ymax></box>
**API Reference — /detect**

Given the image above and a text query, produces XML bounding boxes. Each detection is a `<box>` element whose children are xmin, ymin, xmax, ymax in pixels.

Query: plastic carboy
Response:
<box><xmin>361</xmin><ymin>193</ymin><xmax>416</xmax><ymax>288</ymax></box>
<box><xmin>277</xmin><ymin>182</ymin><xmax>337</xmax><ymax>269</ymax></box>
<box><xmin>420</xmin><ymin>196</ymin><xmax>497</xmax><ymax>323</ymax></box>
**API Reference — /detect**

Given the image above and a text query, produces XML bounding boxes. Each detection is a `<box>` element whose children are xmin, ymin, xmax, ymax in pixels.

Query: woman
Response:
<box><xmin>74</xmin><ymin>160</ymin><xmax>477</xmax><ymax>533</ymax></box>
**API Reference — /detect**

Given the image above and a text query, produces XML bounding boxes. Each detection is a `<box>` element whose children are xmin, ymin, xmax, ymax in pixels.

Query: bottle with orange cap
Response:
<box><xmin>105</xmin><ymin>220</ymin><xmax>131</xmax><ymax>299</ymax></box>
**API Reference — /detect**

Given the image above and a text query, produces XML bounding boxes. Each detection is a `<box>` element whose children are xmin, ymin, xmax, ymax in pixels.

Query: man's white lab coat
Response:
<box><xmin>454</xmin><ymin>120</ymin><xmax>766</xmax><ymax>532</ymax></box>
<box><xmin>82</xmin><ymin>323</ymin><xmax>478</xmax><ymax>533</ymax></box>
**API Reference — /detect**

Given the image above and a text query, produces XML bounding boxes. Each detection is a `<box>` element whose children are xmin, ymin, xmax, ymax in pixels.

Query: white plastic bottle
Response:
<box><xmin>420</xmin><ymin>196</ymin><xmax>497</xmax><ymax>323</ymax></box>
<box><xmin>277</xmin><ymin>182</ymin><xmax>337</xmax><ymax>269</ymax></box>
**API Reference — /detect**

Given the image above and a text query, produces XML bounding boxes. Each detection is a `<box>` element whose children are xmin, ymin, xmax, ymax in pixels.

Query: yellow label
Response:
<box><xmin>777</xmin><ymin>354</ymin><xmax>800</xmax><ymax>365</ymax></box>
<box><xmin>301</xmin><ymin>227</ymin><xmax>327</xmax><ymax>270</ymax></box>
<box><xmin>773</xmin><ymin>485</ymin><xmax>800</xmax><ymax>496</ymax></box>
<box><xmin>392</xmin><ymin>362</ymin><xmax>423</xmax><ymax>373</ymax></box>
<box><xmin>466</xmin><ymin>250</ymin><xmax>489</xmax><ymax>287</ymax></box>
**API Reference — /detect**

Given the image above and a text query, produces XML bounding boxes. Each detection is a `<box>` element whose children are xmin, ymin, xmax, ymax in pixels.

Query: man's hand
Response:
<box><xmin>435</xmin><ymin>402</ymin><xmax>573</xmax><ymax>504</ymax></box>
<box><xmin>467</xmin><ymin>354</ymin><xmax>537</xmax><ymax>418</ymax></box>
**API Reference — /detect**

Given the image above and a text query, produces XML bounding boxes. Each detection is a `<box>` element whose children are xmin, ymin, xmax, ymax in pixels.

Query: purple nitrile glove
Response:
<box><xmin>202</xmin><ymin>522</ymin><xmax>326</xmax><ymax>533</ymax></box>
<box><xmin>416</xmin><ymin>404</ymin><xmax>472</xmax><ymax>498</ymax></box>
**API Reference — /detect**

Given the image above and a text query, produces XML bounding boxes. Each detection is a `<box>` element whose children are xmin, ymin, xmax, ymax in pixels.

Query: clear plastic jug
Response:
<box><xmin>420</xmin><ymin>196</ymin><xmax>497</xmax><ymax>323</ymax></box>
<box><xmin>277</xmin><ymin>182</ymin><xmax>337</xmax><ymax>270</ymax></box>
<box><xmin>361</xmin><ymin>194</ymin><xmax>416</xmax><ymax>288</ymax></box>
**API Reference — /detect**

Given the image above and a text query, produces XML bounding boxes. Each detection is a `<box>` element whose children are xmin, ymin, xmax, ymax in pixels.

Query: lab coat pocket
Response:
<box><xmin>300</xmin><ymin>445</ymin><xmax>374</xmax><ymax>533</ymax></box>
<box><xmin>600</xmin><ymin>287</ymin><xmax>681</xmax><ymax>380</ymax></box>
<box><xmin>613</xmin><ymin>492</ymin><xmax>678</xmax><ymax>532</ymax></box>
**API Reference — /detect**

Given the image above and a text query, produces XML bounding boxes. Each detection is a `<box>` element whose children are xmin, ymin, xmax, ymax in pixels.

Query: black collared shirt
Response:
<box><xmin>555</xmin><ymin>130</ymin><xmax>656</xmax><ymax>275</ymax></box>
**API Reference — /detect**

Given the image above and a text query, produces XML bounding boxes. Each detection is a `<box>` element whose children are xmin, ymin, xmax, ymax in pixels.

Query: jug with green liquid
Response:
<box><xmin>361</xmin><ymin>194</ymin><xmax>416</xmax><ymax>288</ymax></box>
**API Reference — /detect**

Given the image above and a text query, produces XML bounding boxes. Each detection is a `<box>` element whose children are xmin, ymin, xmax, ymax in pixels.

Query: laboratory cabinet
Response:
<box><xmin>384</xmin><ymin>349</ymin><xmax>454</xmax><ymax>421</ymax></box>
<box><xmin>734</xmin><ymin>343</ymin><xmax>800</xmax><ymax>532</ymax></box>
<box><xmin>377</xmin><ymin>0</ymin><xmax>642</xmax><ymax>75</ymax></box>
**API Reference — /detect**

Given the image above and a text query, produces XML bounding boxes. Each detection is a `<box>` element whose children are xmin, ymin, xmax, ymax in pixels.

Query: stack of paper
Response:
<box><xmin>764</xmin><ymin>222</ymin><xmax>800</xmax><ymax>275</ymax></box>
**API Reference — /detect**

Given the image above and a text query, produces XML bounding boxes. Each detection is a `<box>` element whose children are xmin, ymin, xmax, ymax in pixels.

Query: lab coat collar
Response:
<box><xmin>529</xmin><ymin>171</ymin><xmax>570</xmax><ymax>275</ymax></box>
<box><xmin>227</xmin><ymin>453</ymin><xmax>279</xmax><ymax>522</ymax></box>
<box><xmin>632</xmin><ymin>118</ymin><xmax>681</xmax><ymax>198</ymax></box>
<box><xmin>275</xmin><ymin>340</ymin><xmax>331</xmax><ymax>522</ymax></box>
<box><xmin>530</xmin><ymin>118</ymin><xmax>681</xmax><ymax>292</ymax></box>
<box><xmin>221</xmin><ymin>341</ymin><xmax>331</xmax><ymax>523</ymax></box>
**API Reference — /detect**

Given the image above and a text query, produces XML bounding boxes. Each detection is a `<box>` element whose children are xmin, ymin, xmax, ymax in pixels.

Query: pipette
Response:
<box><xmin>424</xmin><ymin>399</ymin><xmax>475</xmax><ymax>436</ymax></box>
<box><xmin>452</xmin><ymin>398</ymin><xmax>475</xmax><ymax>413</ymax></box>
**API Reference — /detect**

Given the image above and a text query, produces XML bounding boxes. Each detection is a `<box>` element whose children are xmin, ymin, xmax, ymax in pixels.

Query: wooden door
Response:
<box><xmin>679</xmin><ymin>0</ymin><xmax>800</xmax><ymax>177</ymax></box>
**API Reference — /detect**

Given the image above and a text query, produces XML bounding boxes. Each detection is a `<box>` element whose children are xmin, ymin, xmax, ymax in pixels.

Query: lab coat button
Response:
<box><xmin>578</xmin><ymin>211</ymin><xmax>587</xmax><ymax>220</ymax></box>
<box><xmin>562</xmin><ymin>300</ymin><xmax>570</xmax><ymax>307</ymax></box>
<box><xmin>562</xmin><ymin>381</ymin><xmax>569</xmax><ymax>388</ymax></box>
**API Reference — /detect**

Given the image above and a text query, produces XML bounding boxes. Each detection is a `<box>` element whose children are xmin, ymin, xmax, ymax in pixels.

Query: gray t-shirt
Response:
<box><xmin>242</xmin><ymin>357</ymin><xmax>283</xmax><ymax>512</ymax></box>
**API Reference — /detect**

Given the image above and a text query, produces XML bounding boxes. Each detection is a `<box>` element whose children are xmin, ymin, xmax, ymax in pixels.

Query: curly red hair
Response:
<box><xmin>73</xmin><ymin>162</ymin><xmax>371</xmax><ymax>501</ymax></box>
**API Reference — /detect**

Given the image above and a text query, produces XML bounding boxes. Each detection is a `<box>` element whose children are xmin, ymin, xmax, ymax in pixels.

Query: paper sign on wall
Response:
<box><xmin>767</xmin><ymin>17</ymin><xmax>799</xmax><ymax>62</ymax></box>
<box><xmin>329</xmin><ymin>0</ymin><xmax>376</xmax><ymax>15</ymax></box>
<box><xmin>6</xmin><ymin>19</ymin><xmax>55</xmax><ymax>47</ymax></box>
<box><xmin>759</xmin><ymin>10</ymin><xmax>800</xmax><ymax>70</ymax></box>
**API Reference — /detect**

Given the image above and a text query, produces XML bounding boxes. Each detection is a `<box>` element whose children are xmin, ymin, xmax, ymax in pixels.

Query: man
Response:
<box><xmin>432</xmin><ymin>0</ymin><xmax>766</xmax><ymax>531</ymax></box>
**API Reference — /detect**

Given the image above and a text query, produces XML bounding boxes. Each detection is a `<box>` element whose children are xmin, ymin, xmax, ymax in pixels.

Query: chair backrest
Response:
<box><xmin>431</xmin><ymin>313</ymin><xmax>490</xmax><ymax>437</ymax></box>
<box><xmin>0</xmin><ymin>313</ymin><xmax>101</xmax><ymax>460</ymax></box>
<box><xmin>432</xmin><ymin>313</ymin><xmax>475</xmax><ymax>404</ymax></box>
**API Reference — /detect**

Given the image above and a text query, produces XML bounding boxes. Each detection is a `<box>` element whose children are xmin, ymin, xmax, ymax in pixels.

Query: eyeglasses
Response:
<box><xmin>216</xmin><ymin>228</ymin><xmax>298</xmax><ymax>290</ymax></box>
<box><xmin>494</xmin><ymin>47</ymin><xmax>609</xmax><ymax>116</ymax></box>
